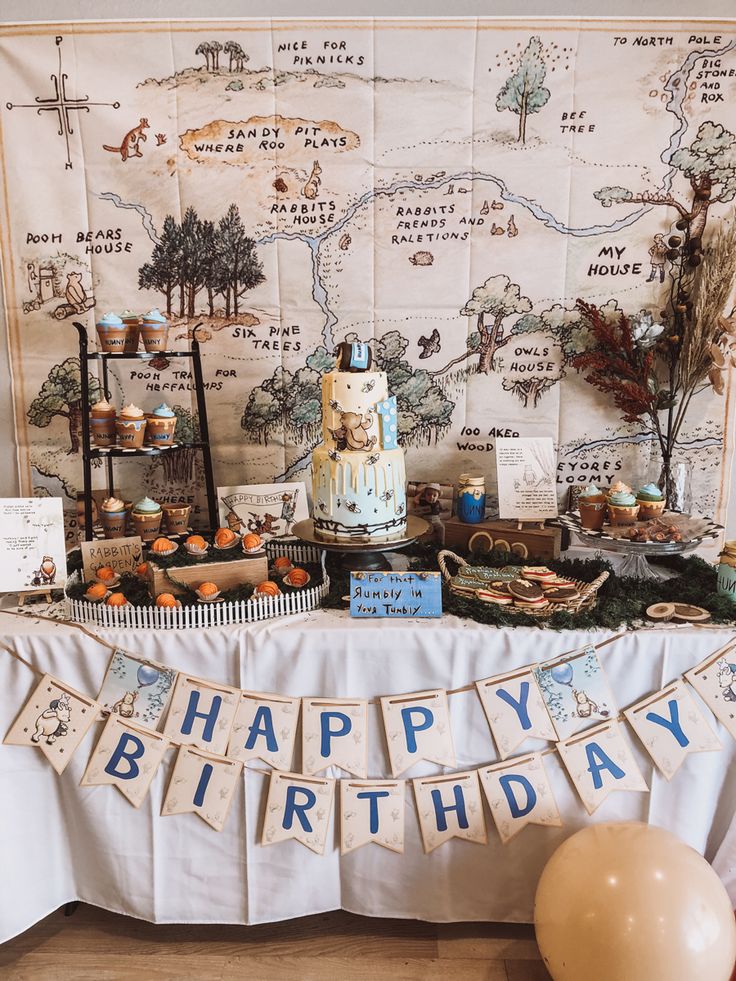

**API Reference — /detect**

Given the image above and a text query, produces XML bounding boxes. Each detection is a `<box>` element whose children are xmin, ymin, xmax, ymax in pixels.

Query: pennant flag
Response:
<box><xmin>81</xmin><ymin>715</ymin><xmax>169</xmax><ymax>807</ymax></box>
<box><xmin>340</xmin><ymin>779</ymin><xmax>404</xmax><ymax>854</ymax></box>
<box><xmin>162</xmin><ymin>744</ymin><xmax>242</xmax><ymax>831</ymax></box>
<box><xmin>557</xmin><ymin>720</ymin><xmax>648</xmax><ymax>815</ymax></box>
<box><xmin>163</xmin><ymin>674</ymin><xmax>239</xmax><ymax>756</ymax></box>
<box><xmin>261</xmin><ymin>770</ymin><xmax>335</xmax><ymax>854</ymax></box>
<box><xmin>4</xmin><ymin>674</ymin><xmax>100</xmax><ymax>775</ymax></box>
<box><xmin>475</xmin><ymin>664</ymin><xmax>556</xmax><ymax>759</ymax></box>
<box><xmin>227</xmin><ymin>690</ymin><xmax>300</xmax><ymax>770</ymax></box>
<box><xmin>302</xmin><ymin>697</ymin><xmax>368</xmax><ymax>777</ymax></box>
<box><xmin>624</xmin><ymin>679</ymin><xmax>721</xmax><ymax>781</ymax></box>
<box><xmin>377</xmin><ymin>395</ymin><xmax>398</xmax><ymax>449</ymax></box>
<box><xmin>97</xmin><ymin>650</ymin><xmax>176</xmax><ymax>728</ymax></box>
<box><xmin>534</xmin><ymin>646</ymin><xmax>617</xmax><ymax>741</ymax></box>
<box><xmin>686</xmin><ymin>641</ymin><xmax>736</xmax><ymax>741</ymax></box>
<box><xmin>479</xmin><ymin>753</ymin><xmax>562</xmax><ymax>843</ymax></box>
<box><xmin>413</xmin><ymin>770</ymin><xmax>487</xmax><ymax>853</ymax></box>
<box><xmin>380</xmin><ymin>688</ymin><xmax>455</xmax><ymax>777</ymax></box>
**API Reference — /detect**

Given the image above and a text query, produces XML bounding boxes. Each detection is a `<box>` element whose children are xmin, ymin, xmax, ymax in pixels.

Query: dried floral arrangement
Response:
<box><xmin>573</xmin><ymin>212</ymin><xmax>736</xmax><ymax>506</ymax></box>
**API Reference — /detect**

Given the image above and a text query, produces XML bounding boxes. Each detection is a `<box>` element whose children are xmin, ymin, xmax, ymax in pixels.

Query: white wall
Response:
<box><xmin>0</xmin><ymin>3</ymin><xmax>733</xmax><ymax>535</ymax></box>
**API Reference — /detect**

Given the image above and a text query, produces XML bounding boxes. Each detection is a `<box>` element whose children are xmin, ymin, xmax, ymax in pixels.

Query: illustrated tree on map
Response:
<box><xmin>595</xmin><ymin>122</ymin><xmax>736</xmax><ymax>241</ymax></box>
<box><xmin>496</xmin><ymin>36</ymin><xmax>551</xmax><ymax>144</ymax></box>
<box><xmin>433</xmin><ymin>274</ymin><xmax>532</xmax><ymax>377</ymax></box>
<box><xmin>224</xmin><ymin>40</ymin><xmax>249</xmax><ymax>72</ymax></box>
<box><xmin>242</xmin><ymin>347</ymin><xmax>329</xmax><ymax>448</ymax></box>
<box><xmin>157</xmin><ymin>406</ymin><xmax>199</xmax><ymax>483</ymax></box>
<box><xmin>242</xmin><ymin>332</ymin><xmax>455</xmax><ymax>451</ymax></box>
<box><xmin>501</xmin><ymin>300</ymin><xmax>622</xmax><ymax>408</ymax></box>
<box><xmin>139</xmin><ymin>204</ymin><xmax>263</xmax><ymax>319</ymax></box>
<box><xmin>27</xmin><ymin>358</ymin><xmax>101</xmax><ymax>454</ymax></box>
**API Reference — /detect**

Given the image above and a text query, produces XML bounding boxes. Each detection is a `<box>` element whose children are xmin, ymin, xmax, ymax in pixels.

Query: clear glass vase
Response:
<box><xmin>648</xmin><ymin>446</ymin><xmax>692</xmax><ymax>514</ymax></box>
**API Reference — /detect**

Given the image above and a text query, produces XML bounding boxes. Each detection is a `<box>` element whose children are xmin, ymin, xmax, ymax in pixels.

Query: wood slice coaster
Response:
<box><xmin>646</xmin><ymin>603</ymin><xmax>675</xmax><ymax>622</ymax></box>
<box><xmin>671</xmin><ymin>603</ymin><xmax>711</xmax><ymax>623</ymax></box>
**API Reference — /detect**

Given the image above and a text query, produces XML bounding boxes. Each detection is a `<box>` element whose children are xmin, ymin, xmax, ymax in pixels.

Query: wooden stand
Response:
<box><xmin>443</xmin><ymin>517</ymin><xmax>562</xmax><ymax>562</ymax></box>
<box><xmin>17</xmin><ymin>588</ymin><xmax>54</xmax><ymax>606</ymax></box>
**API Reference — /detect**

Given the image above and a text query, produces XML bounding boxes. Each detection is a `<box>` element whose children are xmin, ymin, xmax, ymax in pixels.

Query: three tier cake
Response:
<box><xmin>312</xmin><ymin>342</ymin><xmax>407</xmax><ymax>542</ymax></box>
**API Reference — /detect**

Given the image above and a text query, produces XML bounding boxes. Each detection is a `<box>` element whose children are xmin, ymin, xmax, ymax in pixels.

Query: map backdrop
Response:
<box><xmin>0</xmin><ymin>18</ymin><xmax>734</xmax><ymax>538</ymax></box>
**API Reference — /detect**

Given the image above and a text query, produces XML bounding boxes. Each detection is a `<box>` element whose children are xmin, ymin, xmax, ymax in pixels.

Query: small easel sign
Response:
<box><xmin>350</xmin><ymin>571</ymin><xmax>442</xmax><ymax>618</ymax></box>
<box><xmin>0</xmin><ymin>498</ymin><xmax>67</xmax><ymax>604</ymax></box>
<box><xmin>495</xmin><ymin>437</ymin><xmax>558</xmax><ymax>528</ymax></box>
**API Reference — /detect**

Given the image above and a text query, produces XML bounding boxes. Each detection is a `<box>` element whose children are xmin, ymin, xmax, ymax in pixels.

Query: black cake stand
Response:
<box><xmin>291</xmin><ymin>515</ymin><xmax>430</xmax><ymax>573</ymax></box>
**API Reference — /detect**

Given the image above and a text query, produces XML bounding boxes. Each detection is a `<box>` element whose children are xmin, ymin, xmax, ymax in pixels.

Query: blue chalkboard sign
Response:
<box><xmin>350</xmin><ymin>571</ymin><xmax>443</xmax><ymax>618</ymax></box>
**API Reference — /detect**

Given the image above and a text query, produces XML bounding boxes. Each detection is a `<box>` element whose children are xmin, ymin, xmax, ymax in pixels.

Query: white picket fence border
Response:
<box><xmin>65</xmin><ymin>540</ymin><xmax>329</xmax><ymax>630</ymax></box>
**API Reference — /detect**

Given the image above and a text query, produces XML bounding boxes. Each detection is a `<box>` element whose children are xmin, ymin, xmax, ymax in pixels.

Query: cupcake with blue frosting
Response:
<box><xmin>636</xmin><ymin>482</ymin><xmax>666</xmax><ymax>520</ymax></box>
<box><xmin>145</xmin><ymin>402</ymin><xmax>177</xmax><ymax>447</ymax></box>
<box><xmin>95</xmin><ymin>311</ymin><xmax>126</xmax><ymax>353</ymax></box>
<box><xmin>606</xmin><ymin>481</ymin><xmax>640</xmax><ymax>526</ymax></box>
<box><xmin>578</xmin><ymin>484</ymin><xmax>607</xmax><ymax>530</ymax></box>
<box><xmin>141</xmin><ymin>308</ymin><xmax>169</xmax><ymax>352</ymax></box>
<box><xmin>131</xmin><ymin>496</ymin><xmax>163</xmax><ymax>541</ymax></box>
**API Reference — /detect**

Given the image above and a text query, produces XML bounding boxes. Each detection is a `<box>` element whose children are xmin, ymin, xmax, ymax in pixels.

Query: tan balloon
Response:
<box><xmin>535</xmin><ymin>822</ymin><xmax>736</xmax><ymax>981</ymax></box>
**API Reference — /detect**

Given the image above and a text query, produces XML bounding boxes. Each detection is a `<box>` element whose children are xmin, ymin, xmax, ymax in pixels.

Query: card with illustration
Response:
<box><xmin>97</xmin><ymin>650</ymin><xmax>177</xmax><ymax>728</ymax></box>
<box><xmin>495</xmin><ymin>437</ymin><xmax>558</xmax><ymax>522</ymax></box>
<box><xmin>0</xmin><ymin>497</ymin><xmax>66</xmax><ymax>594</ymax></box>
<box><xmin>217</xmin><ymin>482</ymin><xmax>309</xmax><ymax>539</ymax></box>
<box><xmin>533</xmin><ymin>646</ymin><xmax>617</xmax><ymax>741</ymax></box>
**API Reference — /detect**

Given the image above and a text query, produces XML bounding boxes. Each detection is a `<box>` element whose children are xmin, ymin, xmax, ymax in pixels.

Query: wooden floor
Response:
<box><xmin>0</xmin><ymin>904</ymin><xmax>552</xmax><ymax>980</ymax></box>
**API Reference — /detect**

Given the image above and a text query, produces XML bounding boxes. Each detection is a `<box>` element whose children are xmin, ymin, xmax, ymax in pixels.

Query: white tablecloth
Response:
<box><xmin>2</xmin><ymin>608</ymin><xmax>736</xmax><ymax>941</ymax></box>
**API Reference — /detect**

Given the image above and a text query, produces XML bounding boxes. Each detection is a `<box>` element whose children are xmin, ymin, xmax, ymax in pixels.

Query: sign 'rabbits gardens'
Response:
<box><xmin>0</xmin><ymin>21</ymin><xmax>734</xmax><ymax>529</ymax></box>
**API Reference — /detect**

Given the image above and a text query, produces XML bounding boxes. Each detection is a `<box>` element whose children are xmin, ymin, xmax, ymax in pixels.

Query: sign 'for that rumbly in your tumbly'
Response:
<box><xmin>350</xmin><ymin>571</ymin><xmax>442</xmax><ymax>618</ymax></box>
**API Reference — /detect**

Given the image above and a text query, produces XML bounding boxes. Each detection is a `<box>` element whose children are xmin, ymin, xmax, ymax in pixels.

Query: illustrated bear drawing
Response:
<box><xmin>31</xmin><ymin>693</ymin><xmax>71</xmax><ymax>745</ymax></box>
<box><xmin>111</xmin><ymin>690</ymin><xmax>138</xmax><ymax>719</ymax></box>
<box><xmin>329</xmin><ymin>411</ymin><xmax>376</xmax><ymax>452</ymax></box>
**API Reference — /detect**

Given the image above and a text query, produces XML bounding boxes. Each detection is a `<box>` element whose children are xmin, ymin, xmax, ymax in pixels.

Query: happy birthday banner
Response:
<box><xmin>4</xmin><ymin>633</ymin><xmax>736</xmax><ymax>854</ymax></box>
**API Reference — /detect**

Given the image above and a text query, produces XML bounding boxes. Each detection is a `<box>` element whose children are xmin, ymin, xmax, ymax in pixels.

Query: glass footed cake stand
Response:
<box><xmin>555</xmin><ymin>511</ymin><xmax>723</xmax><ymax>580</ymax></box>
<box><xmin>291</xmin><ymin>515</ymin><xmax>430</xmax><ymax>573</ymax></box>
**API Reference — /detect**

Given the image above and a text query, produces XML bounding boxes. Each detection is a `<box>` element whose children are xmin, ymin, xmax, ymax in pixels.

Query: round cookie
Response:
<box><xmin>545</xmin><ymin>585</ymin><xmax>580</xmax><ymax>603</ymax></box>
<box><xmin>509</xmin><ymin>578</ymin><xmax>544</xmax><ymax>602</ymax></box>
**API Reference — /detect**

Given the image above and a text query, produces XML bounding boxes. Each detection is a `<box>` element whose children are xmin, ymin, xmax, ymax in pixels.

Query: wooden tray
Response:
<box><xmin>146</xmin><ymin>554</ymin><xmax>268</xmax><ymax>597</ymax></box>
<box><xmin>438</xmin><ymin>550</ymin><xmax>608</xmax><ymax>619</ymax></box>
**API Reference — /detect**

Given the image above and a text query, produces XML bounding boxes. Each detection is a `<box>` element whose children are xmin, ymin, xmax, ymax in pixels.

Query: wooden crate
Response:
<box><xmin>147</xmin><ymin>554</ymin><xmax>269</xmax><ymax>597</ymax></box>
<box><xmin>442</xmin><ymin>517</ymin><xmax>561</xmax><ymax>561</ymax></box>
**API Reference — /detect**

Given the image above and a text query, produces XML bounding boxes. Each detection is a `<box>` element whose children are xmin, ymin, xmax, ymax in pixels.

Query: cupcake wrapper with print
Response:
<box><xmin>123</xmin><ymin>322</ymin><xmax>140</xmax><ymax>354</ymax></box>
<box><xmin>637</xmin><ymin>499</ymin><xmax>666</xmax><ymax>520</ymax></box>
<box><xmin>131</xmin><ymin>511</ymin><xmax>163</xmax><ymax>541</ymax></box>
<box><xmin>116</xmin><ymin>418</ymin><xmax>147</xmax><ymax>448</ymax></box>
<box><xmin>90</xmin><ymin>416</ymin><xmax>116</xmax><ymax>446</ymax></box>
<box><xmin>145</xmin><ymin>417</ymin><xmax>176</xmax><ymax>446</ymax></box>
<box><xmin>579</xmin><ymin>500</ymin><xmax>606</xmax><ymax>531</ymax></box>
<box><xmin>101</xmin><ymin>510</ymin><xmax>128</xmax><ymax>539</ymax></box>
<box><xmin>607</xmin><ymin>503</ymin><xmax>640</xmax><ymax>526</ymax></box>
<box><xmin>162</xmin><ymin>505</ymin><xmax>191</xmax><ymax>533</ymax></box>
<box><xmin>141</xmin><ymin>324</ymin><xmax>169</xmax><ymax>352</ymax></box>
<box><xmin>96</xmin><ymin>323</ymin><xmax>127</xmax><ymax>353</ymax></box>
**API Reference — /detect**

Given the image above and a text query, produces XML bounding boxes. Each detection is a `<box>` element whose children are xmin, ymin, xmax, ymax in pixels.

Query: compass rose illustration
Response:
<box><xmin>6</xmin><ymin>35</ymin><xmax>120</xmax><ymax>170</ymax></box>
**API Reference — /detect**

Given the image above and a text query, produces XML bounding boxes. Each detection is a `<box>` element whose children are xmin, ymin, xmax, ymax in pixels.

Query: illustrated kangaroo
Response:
<box><xmin>103</xmin><ymin>118</ymin><xmax>149</xmax><ymax>161</ymax></box>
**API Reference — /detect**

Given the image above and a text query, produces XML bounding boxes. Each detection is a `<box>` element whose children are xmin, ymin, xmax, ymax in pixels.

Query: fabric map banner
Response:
<box><xmin>0</xmin><ymin>19</ymin><xmax>733</xmax><ymax>529</ymax></box>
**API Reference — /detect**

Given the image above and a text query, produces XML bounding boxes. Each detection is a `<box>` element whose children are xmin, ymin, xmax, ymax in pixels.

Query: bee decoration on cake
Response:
<box><xmin>317</xmin><ymin>500</ymin><xmax>328</xmax><ymax>513</ymax></box>
<box><xmin>328</xmin><ymin>399</ymin><xmax>344</xmax><ymax>412</ymax></box>
<box><xmin>361</xmin><ymin>379</ymin><xmax>376</xmax><ymax>393</ymax></box>
<box><xmin>379</xmin><ymin>489</ymin><xmax>394</xmax><ymax>503</ymax></box>
<box><xmin>344</xmin><ymin>501</ymin><xmax>362</xmax><ymax>513</ymax></box>
<box><xmin>327</xmin><ymin>449</ymin><xmax>342</xmax><ymax>462</ymax></box>
<box><xmin>397</xmin><ymin>503</ymin><xmax>405</xmax><ymax>515</ymax></box>
<box><xmin>366</xmin><ymin>453</ymin><xmax>380</xmax><ymax>465</ymax></box>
